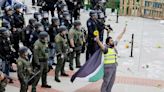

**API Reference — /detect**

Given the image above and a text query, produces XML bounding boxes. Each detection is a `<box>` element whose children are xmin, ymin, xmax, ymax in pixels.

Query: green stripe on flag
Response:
<box><xmin>89</xmin><ymin>65</ymin><xmax>104</xmax><ymax>82</ymax></box>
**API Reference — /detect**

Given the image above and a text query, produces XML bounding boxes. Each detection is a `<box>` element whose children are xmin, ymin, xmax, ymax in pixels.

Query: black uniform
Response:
<box><xmin>90</xmin><ymin>0</ymin><xmax>99</xmax><ymax>9</ymax></box>
<box><xmin>65</xmin><ymin>0</ymin><xmax>74</xmax><ymax>23</ymax></box>
<box><xmin>56</xmin><ymin>1</ymin><xmax>67</xmax><ymax>24</ymax></box>
<box><xmin>41</xmin><ymin>18</ymin><xmax>50</xmax><ymax>32</ymax></box>
<box><xmin>43</xmin><ymin>0</ymin><xmax>57</xmax><ymax>17</ymax></box>
<box><xmin>73</xmin><ymin>0</ymin><xmax>81</xmax><ymax>20</ymax></box>
<box><xmin>2</xmin><ymin>14</ymin><xmax>14</xmax><ymax>29</ymax></box>
<box><xmin>13</xmin><ymin>12</ymin><xmax>25</xmax><ymax>28</ymax></box>
<box><xmin>94</xmin><ymin>2</ymin><xmax>106</xmax><ymax>16</ymax></box>
<box><xmin>30</xmin><ymin>23</ymin><xmax>44</xmax><ymax>49</ymax></box>
<box><xmin>10</xmin><ymin>29</ymin><xmax>21</xmax><ymax>58</ymax></box>
<box><xmin>21</xmin><ymin>20</ymin><xmax>36</xmax><ymax>50</ymax></box>
<box><xmin>86</xmin><ymin>17</ymin><xmax>100</xmax><ymax>61</ymax></box>
<box><xmin>48</xmin><ymin>25</ymin><xmax>59</xmax><ymax>43</ymax></box>
<box><xmin>61</xmin><ymin>12</ymin><xmax>72</xmax><ymax>30</ymax></box>
<box><xmin>0</xmin><ymin>28</ymin><xmax>13</xmax><ymax>81</ymax></box>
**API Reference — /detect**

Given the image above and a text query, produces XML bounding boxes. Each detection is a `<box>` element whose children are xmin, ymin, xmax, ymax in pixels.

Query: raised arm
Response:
<box><xmin>95</xmin><ymin>36</ymin><xmax>105</xmax><ymax>51</ymax></box>
<box><xmin>116</xmin><ymin>26</ymin><xmax>127</xmax><ymax>42</ymax></box>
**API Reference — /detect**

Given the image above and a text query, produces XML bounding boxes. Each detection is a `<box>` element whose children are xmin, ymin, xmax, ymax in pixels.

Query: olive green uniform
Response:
<box><xmin>69</xmin><ymin>27</ymin><xmax>84</xmax><ymax>68</ymax></box>
<box><xmin>17</xmin><ymin>57</ymin><xmax>33</xmax><ymax>92</ymax></box>
<box><xmin>55</xmin><ymin>34</ymin><xmax>69</xmax><ymax>78</ymax></box>
<box><xmin>33</xmin><ymin>40</ymin><xmax>49</xmax><ymax>86</ymax></box>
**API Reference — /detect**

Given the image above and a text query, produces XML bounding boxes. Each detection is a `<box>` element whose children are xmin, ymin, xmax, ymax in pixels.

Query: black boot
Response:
<box><xmin>41</xmin><ymin>84</ymin><xmax>51</xmax><ymax>88</ymax></box>
<box><xmin>55</xmin><ymin>77</ymin><xmax>61</xmax><ymax>82</ymax></box>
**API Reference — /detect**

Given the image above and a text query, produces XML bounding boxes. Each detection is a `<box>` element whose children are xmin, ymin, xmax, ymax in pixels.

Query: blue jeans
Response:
<box><xmin>48</xmin><ymin>43</ymin><xmax>56</xmax><ymax>66</ymax></box>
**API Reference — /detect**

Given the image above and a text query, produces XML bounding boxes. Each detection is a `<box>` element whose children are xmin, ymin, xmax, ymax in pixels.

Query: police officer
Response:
<box><xmin>96</xmin><ymin>10</ymin><xmax>106</xmax><ymax>41</ymax></box>
<box><xmin>90</xmin><ymin>0</ymin><xmax>99</xmax><ymax>9</ymax></box>
<box><xmin>61</xmin><ymin>11</ymin><xmax>72</xmax><ymax>30</ymax></box>
<box><xmin>21</xmin><ymin>18</ymin><xmax>37</xmax><ymax>50</ymax></box>
<box><xmin>56</xmin><ymin>2</ymin><xmax>68</xmax><ymax>24</ymax></box>
<box><xmin>0</xmin><ymin>71</ymin><xmax>8</xmax><ymax>92</ymax></box>
<box><xmin>73</xmin><ymin>0</ymin><xmax>82</xmax><ymax>20</ymax></box>
<box><xmin>95</xmin><ymin>26</ymin><xmax>127</xmax><ymax>92</ymax></box>
<box><xmin>2</xmin><ymin>6</ymin><xmax>14</xmax><ymax>29</ymax></box>
<box><xmin>30</xmin><ymin>22</ymin><xmax>44</xmax><ymax>48</ymax></box>
<box><xmin>48</xmin><ymin>17</ymin><xmax>60</xmax><ymax>68</ymax></box>
<box><xmin>69</xmin><ymin>20</ymin><xmax>84</xmax><ymax>70</ymax></box>
<box><xmin>13</xmin><ymin>3</ymin><xmax>25</xmax><ymax>29</ymax></box>
<box><xmin>56</xmin><ymin>0</ymin><xmax>66</xmax><ymax>14</ymax></box>
<box><xmin>2</xmin><ymin>20</ymin><xmax>17</xmax><ymax>73</ymax></box>
<box><xmin>16</xmin><ymin>46</ymin><xmax>34</xmax><ymax>92</ymax></box>
<box><xmin>0</xmin><ymin>27</ymin><xmax>13</xmax><ymax>83</ymax></box>
<box><xmin>65</xmin><ymin>0</ymin><xmax>74</xmax><ymax>23</ymax></box>
<box><xmin>55</xmin><ymin>26</ymin><xmax>69</xmax><ymax>82</ymax></box>
<box><xmin>94</xmin><ymin>1</ymin><xmax>106</xmax><ymax>16</ymax></box>
<box><xmin>97</xmin><ymin>10</ymin><xmax>113</xmax><ymax>41</ymax></box>
<box><xmin>33</xmin><ymin>31</ymin><xmax>51</xmax><ymax>88</ymax></box>
<box><xmin>41</xmin><ymin>12</ymin><xmax>50</xmax><ymax>32</ymax></box>
<box><xmin>43</xmin><ymin>0</ymin><xmax>57</xmax><ymax>17</ymax></box>
<box><xmin>86</xmin><ymin>10</ymin><xmax>99</xmax><ymax>61</ymax></box>
<box><xmin>33</xmin><ymin>12</ymin><xmax>42</xmax><ymax>22</ymax></box>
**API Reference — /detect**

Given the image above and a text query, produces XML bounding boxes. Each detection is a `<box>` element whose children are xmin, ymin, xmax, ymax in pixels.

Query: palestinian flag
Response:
<box><xmin>71</xmin><ymin>49</ymin><xmax>104</xmax><ymax>82</ymax></box>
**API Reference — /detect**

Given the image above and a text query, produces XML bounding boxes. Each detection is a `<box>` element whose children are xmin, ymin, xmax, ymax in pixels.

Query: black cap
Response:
<box><xmin>34</xmin><ymin>22</ymin><xmax>43</xmax><ymax>29</ymax></box>
<box><xmin>29</xmin><ymin>18</ymin><xmax>37</xmax><ymax>25</ymax></box>
<box><xmin>89</xmin><ymin>10</ymin><xmax>97</xmax><ymax>17</ymax></box>
<box><xmin>39</xmin><ymin>31</ymin><xmax>48</xmax><ymax>38</ymax></box>
<box><xmin>73</xmin><ymin>20</ymin><xmax>81</xmax><ymax>26</ymax></box>
<box><xmin>58</xmin><ymin>26</ymin><xmax>67</xmax><ymax>33</ymax></box>
<box><xmin>51</xmin><ymin>17</ymin><xmax>59</xmax><ymax>23</ymax></box>
<box><xmin>19</xmin><ymin>46</ymin><xmax>28</xmax><ymax>55</ymax></box>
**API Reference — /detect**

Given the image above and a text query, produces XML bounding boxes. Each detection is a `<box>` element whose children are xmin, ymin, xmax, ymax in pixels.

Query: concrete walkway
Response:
<box><xmin>4</xmin><ymin>2</ymin><xmax>164</xmax><ymax>92</ymax></box>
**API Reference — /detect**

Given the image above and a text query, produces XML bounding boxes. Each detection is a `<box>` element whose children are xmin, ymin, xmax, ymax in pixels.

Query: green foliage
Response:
<box><xmin>106</xmin><ymin>0</ymin><xmax>120</xmax><ymax>9</ymax></box>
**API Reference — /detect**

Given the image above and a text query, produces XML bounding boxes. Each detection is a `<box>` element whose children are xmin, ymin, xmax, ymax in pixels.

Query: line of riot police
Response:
<box><xmin>0</xmin><ymin>0</ymin><xmax>112</xmax><ymax>92</ymax></box>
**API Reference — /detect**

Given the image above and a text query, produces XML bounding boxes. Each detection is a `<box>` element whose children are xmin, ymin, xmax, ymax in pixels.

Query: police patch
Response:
<box><xmin>34</xmin><ymin>46</ymin><xmax>38</xmax><ymax>49</ymax></box>
<box><xmin>17</xmin><ymin>61</ymin><xmax>22</xmax><ymax>66</ymax></box>
<box><xmin>88</xmin><ymin>22</ymin><xmax>91</xmax><ymax>26</ymax></box>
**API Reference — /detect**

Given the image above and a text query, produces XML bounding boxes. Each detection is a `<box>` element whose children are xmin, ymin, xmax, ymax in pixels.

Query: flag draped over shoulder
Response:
<box><xmin>71</xmin><ymin>49</ymin><xmax>104</xmax><ymax>82</ymax></box>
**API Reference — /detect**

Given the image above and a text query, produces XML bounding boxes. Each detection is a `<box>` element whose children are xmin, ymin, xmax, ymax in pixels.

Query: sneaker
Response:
<box><xmin>41</xmin><ymin>84</ymin><xmax>51</xmax><ymax>88</ymax></box>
